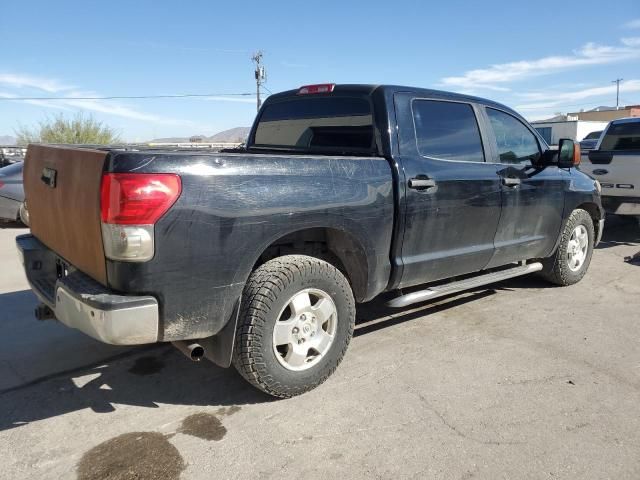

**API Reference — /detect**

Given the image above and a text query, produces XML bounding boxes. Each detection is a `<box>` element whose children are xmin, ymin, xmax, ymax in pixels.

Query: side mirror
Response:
<box><xmin>558</xmin><ymin>138</ymin><xmax>581</xmax><ymax>168</ymax></box>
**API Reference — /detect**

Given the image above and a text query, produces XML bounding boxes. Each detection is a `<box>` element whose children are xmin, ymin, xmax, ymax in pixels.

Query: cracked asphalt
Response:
<box><xmin>1</xmin><ymin>217</ymin><xmax>639</xmax><ymax>479</ymax></box>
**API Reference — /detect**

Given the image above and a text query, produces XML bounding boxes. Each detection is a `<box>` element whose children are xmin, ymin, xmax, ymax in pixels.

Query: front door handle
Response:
<box><xmin>408</xmin><ymin>177</ymin><xmax>437</xmax><ymax>190</ymax></box>
<box><xmin>592</xmin><ymin>169</ymin><xmax>609</xmax><ymax>176</ymax></box>
<box><xmin>502</xmin><ymin>177</ymin><xmax>521</xmax><ymax>187</ymax></box>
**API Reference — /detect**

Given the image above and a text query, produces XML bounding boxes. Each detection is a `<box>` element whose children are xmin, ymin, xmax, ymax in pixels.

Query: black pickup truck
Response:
<box><xmin>17</xmin><ymin>84</ymin><xmax>603</xmax><ymax>397</ymax></box>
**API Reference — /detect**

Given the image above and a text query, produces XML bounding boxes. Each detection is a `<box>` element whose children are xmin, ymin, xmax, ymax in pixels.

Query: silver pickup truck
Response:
<box><xmin>580</xmin><ymin>117</ymin><xmax>640</xmax><ymax>223</ymax></box>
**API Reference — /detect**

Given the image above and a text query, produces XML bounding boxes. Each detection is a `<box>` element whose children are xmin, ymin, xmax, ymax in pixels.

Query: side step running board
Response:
<box><xmin>386</xmin><ymin>262</ymin><xmax>543</xmax><ymax>308</ymax></box>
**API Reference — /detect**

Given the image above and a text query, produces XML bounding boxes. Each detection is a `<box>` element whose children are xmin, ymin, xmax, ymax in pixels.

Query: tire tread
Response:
<box><xmin>232</xmin><ymin>255</ymin><xmax>355</xmax><ymax>398</ymax></box>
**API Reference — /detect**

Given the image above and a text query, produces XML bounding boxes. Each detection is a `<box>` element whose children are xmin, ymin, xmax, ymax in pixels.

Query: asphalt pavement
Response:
<box><xmin>1</xmin><ymin>217</ymin><xmax>639</xmax><ymax>479</ymax></box>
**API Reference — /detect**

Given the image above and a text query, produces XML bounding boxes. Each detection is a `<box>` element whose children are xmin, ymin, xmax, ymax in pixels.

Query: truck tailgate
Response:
<box><xmin>23</xmin><ymin>144</ymin><xmax>108</xmax><ymax>284</ymax></box>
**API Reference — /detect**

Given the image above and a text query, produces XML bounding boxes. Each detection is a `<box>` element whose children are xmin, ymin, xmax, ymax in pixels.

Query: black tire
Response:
<box><xmin>232</xmin><ymin>255</ymin><xmax>355</xmax><ymax>398</ymax></box>
<box><xmin>540</xmin><ymin>208</ymin><xmax>594</xmax><ymax>286</ymax></box>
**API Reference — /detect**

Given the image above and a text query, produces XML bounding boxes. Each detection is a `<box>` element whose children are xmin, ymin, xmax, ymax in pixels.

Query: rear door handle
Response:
<box><xmin>408</xmin><ymin>177</ymin><xmax>436</xmax><ymax>190</ymax></box>
<box><xmin>501</xmin><ymin>177</ymin><xmax>521</xmax><ymax>187</ymax></box>
<box><xmin>592</xmin><ymin>169</ymin><xmax>609</xmax><ymax>176</ymax></box>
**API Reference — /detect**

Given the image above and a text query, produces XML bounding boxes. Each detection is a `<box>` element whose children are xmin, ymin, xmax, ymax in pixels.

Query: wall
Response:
<box><xmin>568</xmin><ymin>106</ymin><xmax>640</xmax><ymax>122</ymax></box>
<box><xmin>533</xmin><ymin>121</ymin><xmax>577</xmax><ymax>145</ymax></box>
<box><xmin>532</xmin><ymin>121</ymin><xmax>609</xmax><ymax>144</ymax></box>
<box><xmin>575</xmin><ymin>122</ymin><xmax>609</xmax><ymax>142</ymax></box>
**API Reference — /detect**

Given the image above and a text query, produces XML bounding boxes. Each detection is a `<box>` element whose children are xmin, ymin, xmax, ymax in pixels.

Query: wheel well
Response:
<box><xmin>254</xmin><ymin>228</ymin><xmax>369</xmax><ymax>301</ymax></box>
<box><xmin>577</xmin><ymin>202</ymin><xmax>602</xmax><ymax>235</ymax></box>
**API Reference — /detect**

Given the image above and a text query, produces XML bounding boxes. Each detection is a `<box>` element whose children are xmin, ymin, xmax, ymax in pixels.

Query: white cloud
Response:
<box><xmin>440</xmin><ymin>39</ymin><xmax>640</xmax><ymax>90</ymax></box>
<box><xmin>515</xmin><ymin>79</ymin><xmax>640</xmax><ymax>111</ymax></box>
<box><xmin>624</xmin><ymin>19</ymin><xmax>640</xmax><ymax>29</ymax></box>
<box><xmin>0</xmin><ymin>73</ymin><xmax>73</xmax><ymax>93</ymax></box>
<box><xmin>0</xmin><ymin>73</ymin><xmax>197</xmax><ymax>125</ymax></box>
<box><xmin>621</xmin><ymin>37</ymin><xmax>640</xmax><ymax>46</ymax></box>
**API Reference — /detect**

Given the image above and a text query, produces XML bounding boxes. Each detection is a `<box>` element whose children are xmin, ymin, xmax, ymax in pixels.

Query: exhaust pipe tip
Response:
<box><xmin>189</xmin><ymin>344</ymin><xmax>205</xmax><ymax>361</ymax></box>
<box><xmin>172</xmin><ymin>341</ymin><xmax>205</xmax><ymax>361</ymax></box>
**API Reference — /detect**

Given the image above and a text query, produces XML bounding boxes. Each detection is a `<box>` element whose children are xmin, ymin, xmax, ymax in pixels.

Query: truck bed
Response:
<box><xmin>23</xmin><ymin>145</ymin><xmax>395</xmax><ymax>341</ymax></box>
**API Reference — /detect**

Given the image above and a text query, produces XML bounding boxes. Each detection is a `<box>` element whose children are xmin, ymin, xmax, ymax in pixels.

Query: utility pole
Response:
<box><xmin>252</xmin><ymin>51</ymin><xmax>266</xmax><ymax>112</ymax></box>
<box><xmin>612</xmin><ymin>78</ymin><xmax>623</xmax><ymax>109</ymax></box>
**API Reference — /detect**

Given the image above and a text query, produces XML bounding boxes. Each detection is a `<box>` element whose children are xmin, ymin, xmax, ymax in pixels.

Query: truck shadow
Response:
<box><xmin>0</xmin><ymin>288</ymin><xmax>501</xmax><ymax>432</ymax></box>
<box><xmin>0</xmin><ymin>344</ymin><xmax>271</xmax><ymax>431</ymax></box>
<box><xmin>596</xmin><ymin>215</ymin><xmax>639</xmax><ymax>250</ymax></box>
<box><xmin>355</xmin><ymin>290</ymin><xmax>496</xmax><ymax>336</ymax></box>
<box><xmin>0</xmin><ymin>221</ymin><xmax>27</xmax><ymax>229</ymax></box>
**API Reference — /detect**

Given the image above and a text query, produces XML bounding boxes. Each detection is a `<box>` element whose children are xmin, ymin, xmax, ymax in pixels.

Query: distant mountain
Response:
<box><xmin>149</xmin><ymin>136</ymin><xmax>191</xmax><ymax>143</ymax></box>
<box><xmin>207</xmin><ymin>127</ymin><xmax>250</xmax><ymax>143</ymax></box>
<box><xmin>149</xmin><ymin>127</ymin><xmax>250</xmax><ymax>144</ymax></box>
<box><xmin>0</xmin><ymin>135</ymin><xmax>16</xmax><ymax>145</ymax></box>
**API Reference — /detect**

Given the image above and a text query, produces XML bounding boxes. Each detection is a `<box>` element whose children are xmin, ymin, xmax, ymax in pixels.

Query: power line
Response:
<box><xmin>0</xmin><ymin>92</ymin><xmax>254</xmax><ymax>101</ymax></box>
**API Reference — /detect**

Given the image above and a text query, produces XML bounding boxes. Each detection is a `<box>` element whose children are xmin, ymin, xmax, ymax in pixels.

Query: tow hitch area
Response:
<box><xmin>35</xmin><ymin>303</ymin><xmax>55</xmax><ymax>321</ymax></box>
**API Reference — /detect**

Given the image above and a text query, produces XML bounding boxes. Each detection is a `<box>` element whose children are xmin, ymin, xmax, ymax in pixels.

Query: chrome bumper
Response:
<box><xmin>16</xmin><ymin>234</ymin><xmax>159</xmax><ymax>345</ymax></box>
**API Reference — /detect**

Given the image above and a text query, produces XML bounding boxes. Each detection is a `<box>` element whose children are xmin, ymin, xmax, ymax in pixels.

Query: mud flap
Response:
<box><xmin>200</xmin><ymin>297</ymin><xmax>241</xmax><ymax>368</ymax></box>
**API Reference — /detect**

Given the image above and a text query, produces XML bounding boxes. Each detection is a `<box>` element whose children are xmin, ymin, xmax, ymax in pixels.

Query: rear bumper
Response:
<box><xmin>16</xmin><ymin>234</ymin><xmax>159</xmax><ymax>345</ymax></box>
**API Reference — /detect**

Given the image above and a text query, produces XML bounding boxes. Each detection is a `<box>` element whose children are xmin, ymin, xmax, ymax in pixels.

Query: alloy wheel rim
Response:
<box><xmin>567</xmin><ymin>224</ymin><xmax>588</xmax><ymax>272</ymax></box>
<box><xmin>272</xmin><ymin>288</ymin><xmax>337</xmax><ymax>371</ymax></box>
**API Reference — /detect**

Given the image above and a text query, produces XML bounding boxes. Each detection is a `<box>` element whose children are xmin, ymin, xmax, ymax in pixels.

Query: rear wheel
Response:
<box><xmin>232</xmin><ymin>255</ymin><xmax>355</xmax><ymax>398</ymax></box>
<box><xmin>540</xmin><ymin>208</ymin><xmax>594</xmax><ymax>286</ymax></box>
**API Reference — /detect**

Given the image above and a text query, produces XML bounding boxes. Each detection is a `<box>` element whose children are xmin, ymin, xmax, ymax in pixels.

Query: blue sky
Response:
<box><xmin>1</xmin><ymin>0</ymin><xmax>639</xmax><ymax>141</ymax></box>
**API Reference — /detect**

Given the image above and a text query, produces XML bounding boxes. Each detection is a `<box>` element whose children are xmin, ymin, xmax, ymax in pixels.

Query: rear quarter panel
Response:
<box><xmin>105</xmin><ymin>151</ymin><xmax>394</xmax><ymax>341</ymax></box>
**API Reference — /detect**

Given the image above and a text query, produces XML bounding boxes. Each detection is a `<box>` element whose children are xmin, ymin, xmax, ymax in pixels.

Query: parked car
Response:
<box><xmin>0</xmin><ymin>162</ymin><xmax>28</xmax><ymax>225</ymax></box>
<box><xmin>0</xmin><ymin>146</ymin><xmax>26</xmax><ymax>168</ymax></box>
<box><xmin>580</xmin><ymin>117</ymin><xmax>640</xmax><ymax>223</ymax></box>
<box><xmin>579</xmin><ymin>130</ymin><xmax>603</xmax><ymax>151</ymax></box>
<box><xmin>16</xmin><ymin>84</ymin><xmax>603</xmax><ymax>398</ymax></box>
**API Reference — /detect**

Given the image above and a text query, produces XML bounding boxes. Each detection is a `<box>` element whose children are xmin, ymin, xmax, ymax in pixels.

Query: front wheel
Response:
<box><xmin>540</xmin><ymin>208</ymin><xmax>595</xmax><ymax>286</ymax></box>
<box><xmin>232</xmin><ymin>255</ymin><xmax>355</xmax><ymax>398</ymax></box>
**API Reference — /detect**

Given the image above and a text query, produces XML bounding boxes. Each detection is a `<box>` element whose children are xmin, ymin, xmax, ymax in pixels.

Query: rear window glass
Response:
<box><xmin>253</xmin><ymin>97</ymin><xmax>374</xmax><ymax>154</ymax></box>
<box><xmin>412</xmin><ymin>100</ymin><xmax>485</xmax><ymax>162</ymax></box>
<box><xmin>584</xmin><ymin>130</ymin><xmax>602</xmax><ymax>140</ymax></box>
<box><xmin>600</xmin><ymin>122</ymin><xmax>640</xmax><ymax>151</ymax></box>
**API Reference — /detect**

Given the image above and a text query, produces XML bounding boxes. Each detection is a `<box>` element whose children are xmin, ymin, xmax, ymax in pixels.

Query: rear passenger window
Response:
<box><xmin>412</xmin><ymin>100</ymin><xmax>485</xmax><ymax>162</ymax></box>
<box><xmin>486</xmin><ymin>108</ymin><xmax>541</xmax><ymax>164</ymax></box>
<box><xmin>600</xmin><ymin>122</ymin><xmax>640</xmax><ymax>151</ymax></box>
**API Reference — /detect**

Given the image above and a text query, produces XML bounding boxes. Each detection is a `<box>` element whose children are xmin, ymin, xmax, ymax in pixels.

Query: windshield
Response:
<box><xmin>252</xmin><ymin>96</ymin><xmax>375</xmax><ymax>155</ymax></box>
<box><xmin>584</xmin><ymin>131</ymin><xmax>602</xmax><ymax>140</ymax></box>
<box><xmin>600</xmin><ymin>122</ymin><xmax>640</xmax><ymax>151</ymax></box>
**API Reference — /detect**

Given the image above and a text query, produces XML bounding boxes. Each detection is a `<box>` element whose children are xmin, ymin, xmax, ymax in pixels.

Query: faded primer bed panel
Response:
<box><xmin>24</xmin><ymin>144</ymin><xmax>108</xmax><ymax>284</ymax></box>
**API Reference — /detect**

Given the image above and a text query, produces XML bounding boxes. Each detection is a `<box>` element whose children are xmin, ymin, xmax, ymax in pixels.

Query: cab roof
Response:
<box><xmin>267</xmin><ymin>84</ymin><xmax>520</xmax><ymax>117</ymax></box>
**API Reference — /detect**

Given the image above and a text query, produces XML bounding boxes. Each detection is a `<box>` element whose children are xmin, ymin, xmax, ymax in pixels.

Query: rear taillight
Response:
<box><xmin>101</xmin><ymin>173</ymin><xmax>181</xmax><ymax>224</ymax></box>
<box><xmin>100</xmin><ymin>173</ymin><xmax>181</xmax><ymax>262</ymax></box>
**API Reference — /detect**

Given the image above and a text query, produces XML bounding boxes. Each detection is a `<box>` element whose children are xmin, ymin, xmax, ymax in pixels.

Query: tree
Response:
<box><xmin>15</xmin><ymin>113</ymin><xmax>121</xmax><ymax>145</ymax></box>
